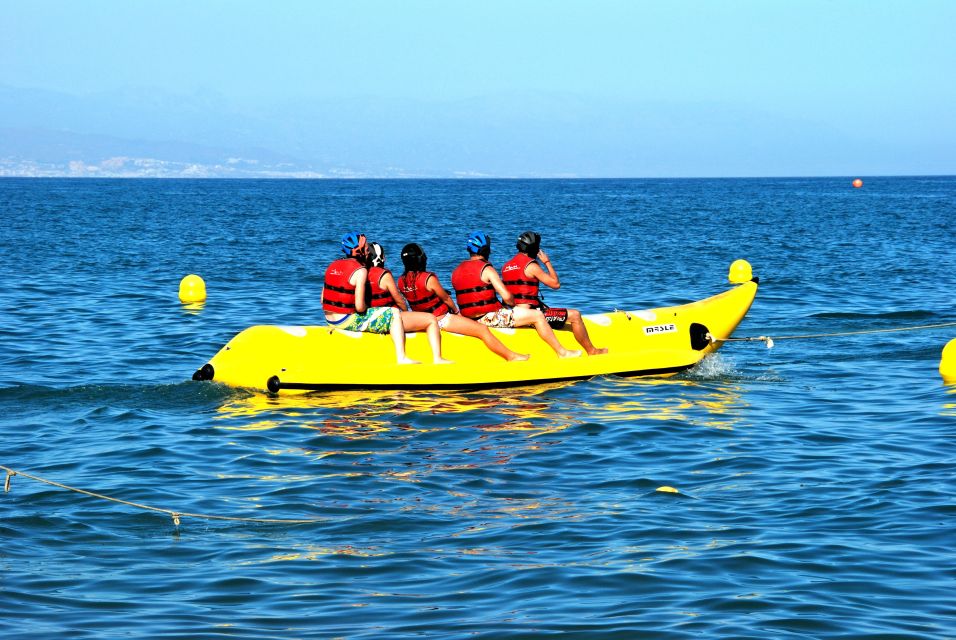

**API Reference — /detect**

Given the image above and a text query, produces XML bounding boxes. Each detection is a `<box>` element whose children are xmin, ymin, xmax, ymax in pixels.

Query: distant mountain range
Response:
<box><xmin>0</xmin><ymin>84</ymin><xmax>947</xmax><ymax>178</ymax></box>
<box><xmin>0</xmin><ymin>85</ymin><xmax>345</xmax><ymax>177</ymax></box>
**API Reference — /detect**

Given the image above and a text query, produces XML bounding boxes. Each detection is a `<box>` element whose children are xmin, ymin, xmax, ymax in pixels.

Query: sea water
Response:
<box><xmin>1</xmin><ymin>177</ymin><xmax>954</xmax><ymax>638</ymax></box>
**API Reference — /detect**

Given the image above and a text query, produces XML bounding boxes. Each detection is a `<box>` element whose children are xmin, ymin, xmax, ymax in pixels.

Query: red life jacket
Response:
<box><xmin>501</xmin><ymin>253</ymin><xmax>541</xmax><ymax>307</ymax></box>
<box><xmin>451</xmin><ymin>259</ymin><xmax>501</xmax><ymax>318</ymax></box>
<box><xmin>322</xmin><ymin>258</ymin><xmax>363</xmax><ymax>313</ymax></box>
<box><xmin>367</xmin><ymin>266</ymin><xmax>395</xmax><ymax>307</ymax></box>
<box><xmin>398</xmin><ymin>271</ymin><xmax>450</xmax><ymax>316</ymax></box>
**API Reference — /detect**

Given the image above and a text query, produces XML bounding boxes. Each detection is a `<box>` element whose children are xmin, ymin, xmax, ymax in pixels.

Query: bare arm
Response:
<box><xmin>528</xmin><ymin>249</ymin><xmax>560</xmax><ymax>289</ymax></box>
<box><xmin>381</xmin><ymin>272</ymin><xmax>408</xmax><ymax>311</ymax></box>
<box><xmin>351</xmin><ymin>268</ymin><xmax>368</xmax><ymax>313</ymax></box>
<box><xmin>483</xmin><ymin>265</ymin><xmax>515</xmax><ymax>307</ymax></box>
<box><xmin>427</xmin><ymin>275</ymin><xmax>459</xmax><ymax>314</ymax></box>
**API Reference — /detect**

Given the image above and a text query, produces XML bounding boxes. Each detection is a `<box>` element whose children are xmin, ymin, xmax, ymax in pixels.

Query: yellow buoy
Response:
<box><xmin>941</xmin><ymin>338</ymin><xmax>956</xmax><ymax>383</ymax></box>
<box><xmin>656</xmin><ymin>486</ymin><xmax>679</xmax><ymax>494</ymax></box>
<box><xmin>728</xmin><ymin>259</ymin><xmax>753</xmax><ymax>284</ymax></box>
<box><xmin>179</xmin><ymin>274</ymin><xmax>207</xmax><ymax>303</ymax></box>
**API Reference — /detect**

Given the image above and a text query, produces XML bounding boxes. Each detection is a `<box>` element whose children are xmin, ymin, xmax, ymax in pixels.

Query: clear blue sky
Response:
<box><xmin>2</xmin><ymin>0</ymin><xmax>954</xmax><ymax>176</ymax></box>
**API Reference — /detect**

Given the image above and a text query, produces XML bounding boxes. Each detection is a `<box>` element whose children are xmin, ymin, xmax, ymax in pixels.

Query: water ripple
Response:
<box><xmin>2</xmin><ymin>177</ymin><xmax>955</xmax><ymax>638</ymax></box>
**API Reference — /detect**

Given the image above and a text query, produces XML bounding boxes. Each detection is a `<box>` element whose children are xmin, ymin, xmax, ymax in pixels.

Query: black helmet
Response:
<box><xmin>516</xmin><ymin>231</ymin><xmax>541</xmax><ymax>258</ymax></box>
<box><xmin>369</xmin><ymin>242</ymin><xmax>385</xmax><ymax>268</ymax></box>
<box><xmin>401</xmin><ymin>243</ymin><xmax>427</xmax><ymax>272</ymax></box>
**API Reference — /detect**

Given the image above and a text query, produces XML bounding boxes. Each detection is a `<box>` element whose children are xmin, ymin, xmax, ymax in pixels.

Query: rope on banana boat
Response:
<box><xmin>708</xmin><ymin>321</ymin><xmax>956</xmax><ymax>349</ymax></box>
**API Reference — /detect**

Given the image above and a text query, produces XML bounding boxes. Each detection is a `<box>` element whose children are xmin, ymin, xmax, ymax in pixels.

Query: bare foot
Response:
<box><xmin>506</xmin><ymin>352</ymin><xmax>531</xmax><ymax>362</ymax></box>
<box><xmin>587</xmin><ymin>347</ymin><xmax>609</xmax><ymax>356</ymax></box>
<box><xmin>397</xmin><ymin>356</ymin><xmax>421</xmax><ymax>365</ymax></box>
<box><xmin>434</xmin><ymin>358</ymin><xmax>454</xmax><ymax>365</ymax></box>
<box><xmin>559</xmin><ymin>349</ymin><xmax>583</xmax><ymax>358</ymax></box>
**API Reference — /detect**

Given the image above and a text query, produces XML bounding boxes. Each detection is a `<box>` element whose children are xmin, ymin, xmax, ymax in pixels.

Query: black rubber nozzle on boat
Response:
<box><xmin>267</xmin><ymin>376</ymin><xmax>281</xmax><ymax>393</ymax></box>
<box><xmin>192</xmin><ymin>363</ymin><xmax>215</xmax><ymax>381</ymax></box>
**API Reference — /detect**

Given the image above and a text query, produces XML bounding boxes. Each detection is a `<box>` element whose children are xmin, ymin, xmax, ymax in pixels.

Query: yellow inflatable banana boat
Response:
<box><xmin>193</xmin><ymin>262</ymin><xmax>758</xmax><ymax>394</ymax></box>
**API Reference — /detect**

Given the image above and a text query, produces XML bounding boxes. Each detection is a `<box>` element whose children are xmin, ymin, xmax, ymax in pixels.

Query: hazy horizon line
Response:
<box><xmin>3</xmin><ymin>174</ymin><xmax>952</xmax><ymax>181</ymax></box>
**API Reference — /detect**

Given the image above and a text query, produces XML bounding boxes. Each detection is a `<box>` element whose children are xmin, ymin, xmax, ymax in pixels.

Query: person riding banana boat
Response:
<box><xmin>501</xmin><ymin>231</ymin><xmax>607</xmax><ymax>356</ymax></box>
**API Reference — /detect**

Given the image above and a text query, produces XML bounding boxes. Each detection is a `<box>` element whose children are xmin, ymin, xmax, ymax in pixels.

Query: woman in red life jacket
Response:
<box><xmin>451</xmin><ymin>231</ymin><xmax>581</xmax><ymax>359</ymax></box>
<box><xmin>321</xmin><ymin>232</ymin><xmax>448</xmax><ymax>365</ymax></box>
<box><xmin>502</xmin><ymin>231</ymin><xmax>607</xmax><ymax>356</ymax></box>
<box><xmin>397</xmin><ymin>243</ymin><xmax>529</xmax><ymax>362</ymax></box>
<box><xmin>365</xmin><ymin>242</ymin><xmax>451</xmax><ymax>364</ymax></box>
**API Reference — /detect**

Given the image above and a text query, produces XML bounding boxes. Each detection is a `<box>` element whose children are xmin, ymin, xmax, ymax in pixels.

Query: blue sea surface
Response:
<box><xmin>1</xmin><ymin>177</ymin><xmax>954</xmax><ymax>639</ymax></box>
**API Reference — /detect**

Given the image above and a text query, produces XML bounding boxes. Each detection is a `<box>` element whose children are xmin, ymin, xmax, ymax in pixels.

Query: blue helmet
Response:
<box><xmin>466</xmin><ymin>231</ymin><xmax>491</xmax><ymax>257</ymax></box>
<box><xmin>341</xmin><ymin>232</ymin><xmax>368</xmax><ymax>258</ymax></box>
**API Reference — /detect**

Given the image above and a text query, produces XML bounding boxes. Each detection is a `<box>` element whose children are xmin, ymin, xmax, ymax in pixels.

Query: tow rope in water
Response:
<box><xmin>708</xmin><ymin>321</ymin><xmax>956</xmax><ymax>349</ymax></box>
<box><xmin>1</xmin><ymin>464</ymin><xmax>325</xmax><ymax>527</ymax></box>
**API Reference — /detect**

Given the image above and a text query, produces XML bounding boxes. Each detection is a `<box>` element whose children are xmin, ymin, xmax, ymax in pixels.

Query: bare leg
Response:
<box><xmin>401</xmin><ymin>311</ymin><xmax>453</xmax><ymax>364</ymax></box>
<box><xmin>390</xmin><ymin>310</ymin><xmax>419</xmax><ymax>365</ymax></box>
<box><xmin>512</xmin><ymin>307</ymin><xmax>581</xmax><ymax>358</ymax></box>
<box><xmin>566</xmin><ymin>309</ymin><xmax>607</xmax><ymax>355</ymax></box>
<box><xmin>442</xmin><ymin>314</ymin><xmax>529</xmax><ymax>361</ymax></box>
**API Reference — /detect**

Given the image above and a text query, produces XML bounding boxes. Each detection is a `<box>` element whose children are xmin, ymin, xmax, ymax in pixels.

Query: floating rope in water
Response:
<box><xmin>0</xmin><ymin>464</ymin><xmax>325</xmax><ymax>527</ymax></box>
<box><xmin>708</xmin><ymin>321</ymin><xmax>956</xmax><ymax>349</ymax></box>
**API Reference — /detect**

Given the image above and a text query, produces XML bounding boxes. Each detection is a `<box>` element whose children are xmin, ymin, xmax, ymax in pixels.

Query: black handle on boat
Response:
<box><xmin>192</xmin><ymin>364</ymin><xmax>215</xmax><ymax>381</ymax></box>
<box><xmin>689</xmin><ymin>324</ymin><xmax>711</xmax><ymax>351</ymax></box>
<box><xmin>267</xmin><ymin>376</ymin><xmax>281</xmax><ymax>393</ymax></box>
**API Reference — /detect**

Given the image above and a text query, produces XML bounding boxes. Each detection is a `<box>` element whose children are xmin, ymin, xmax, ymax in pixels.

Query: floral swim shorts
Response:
<box><xmin>475</xmin><ymin>308</ymin><xmax>515</xmax><ymax>329</ymax></box>
<box><xmin>328</xmin><ymin>307</ymin><xmax>396</xmax><ymax>334</ymax></box>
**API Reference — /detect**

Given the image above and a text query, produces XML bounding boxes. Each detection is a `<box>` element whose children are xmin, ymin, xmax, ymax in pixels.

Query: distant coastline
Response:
<box><xmin>0</xmin><ymin>155</ymin><xmax>537</xmax><ymax>179</ymax></box>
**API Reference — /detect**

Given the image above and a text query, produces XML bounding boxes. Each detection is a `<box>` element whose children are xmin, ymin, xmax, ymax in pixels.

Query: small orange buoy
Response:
<box><xmin>852</xmin><ymin>178</ymin><xmax>863</xmax><ymax>188</ymax></box>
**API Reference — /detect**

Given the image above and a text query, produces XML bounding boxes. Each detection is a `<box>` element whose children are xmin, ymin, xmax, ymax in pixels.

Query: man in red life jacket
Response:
<box><xmin>365</xmin><ymin>241</ymin><xmax>451</xmax><ymax>364</ymax></box>
<box><xmin>501</xmin><ymin>231</ymin><xmax>607</xmax><ymax>356</ymax></box>
<box><xmin>397</xmin><ymin>243</ymin><xmax>529</xmax><ymax>362</ymax></box>
<box><xmin>321</xmin><ymin>232</ymin><xmax>450</xmax><ymax>365</ymax></box>
<box><xmin>451</xmin><ymin>231</ymin><xmax>581</xmax><ymax>358</ymax></box>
